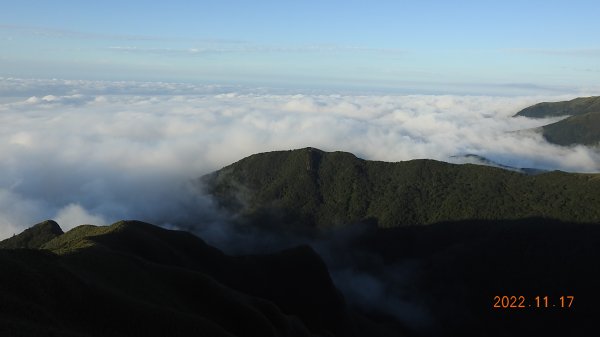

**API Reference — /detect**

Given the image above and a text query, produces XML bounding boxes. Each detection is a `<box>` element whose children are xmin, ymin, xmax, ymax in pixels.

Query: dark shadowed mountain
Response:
<box><xmin>201</xmin><ymin>148</ymin><xmax>600</xmax><ymax>229</ymax></box>
<box><xmin>0</xmin><ymin>220</ymin><xmax>406</xmax><ymax>337</ymax></box>
<box><xmin>514</xmin><ymin>96</ymin><xmax>600</xmax><ymax>146</ymax></box>
<box><xmin>3</xmin><ymin>217</ymin><xmax>599</xmax><ymax>337</ymax></box>
<box><xmin>319</xmin><ymin>217</ymin><xmax>600</xmax><ymax>337</ymax></box>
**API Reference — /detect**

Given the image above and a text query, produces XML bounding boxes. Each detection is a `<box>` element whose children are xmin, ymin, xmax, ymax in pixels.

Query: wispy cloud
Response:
<box><xmin>0</xmin><ymin>77</ymin><xmax>241</xmax><ymax>97</ymax></box>
<box><xmin>0</xmin><ymin>24</ymin><xmax>245</xmax><ymax>46</ymax></box>
<box><xmin>508</xmin><ymin>48</ymin><xmax>600</xmax><ymax>58</ymax></box>
<box><xmin>0</xmin><ymin>24</ymin><xmax>170</xmax><ymax>41</ymax></box>
<box><xmin>1</xmin><ymin>24</ymin><xmax>403</xmax><ymax>57</ymax></box>
<box><xmin>107</xmin><ymin>44</ymin><xmax>405</xmax><ymax>56</ymax></box>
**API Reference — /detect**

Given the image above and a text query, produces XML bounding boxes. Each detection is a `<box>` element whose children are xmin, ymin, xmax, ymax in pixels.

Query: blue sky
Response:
<box><xmin>1</xmin><ymin>0</ymin><xmax>599</xmax><ymax>94</ymax></box>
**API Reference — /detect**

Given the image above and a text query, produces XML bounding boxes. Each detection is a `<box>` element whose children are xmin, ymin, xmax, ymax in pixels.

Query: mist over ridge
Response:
<box><xmin>1</xmin><ymin>78</ymin><xmax>599</xmax><ymax>238</ymax></box>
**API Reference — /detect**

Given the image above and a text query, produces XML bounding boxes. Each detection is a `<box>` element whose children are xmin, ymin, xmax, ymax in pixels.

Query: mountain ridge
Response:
<box><xmin>0</xmin><ymin>219</ymin><xmax>63</xmax><ymax>249</ymax></box>
<box><xmin>201</xmin><ymin>148</ymin><xmax>600</xmax><ymax>229</ymax></box>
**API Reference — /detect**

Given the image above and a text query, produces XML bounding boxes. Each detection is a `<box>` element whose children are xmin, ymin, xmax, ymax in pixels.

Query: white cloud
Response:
<box><xmin>0</xmin><ymin>188</ymin><xmax>48</xmax><ymax>239</ymax></box>
<box><xmin>0</xmin><ymin>77</ymin><xmax>241</xmax><ymax>97</ymax></box>
<box><xmin>54</xmin><ymin>203</ymin><xmax>107</xmax><ymax>232</ymax></box>
<box><xmin>0</xmin><ymin>78</ymin><xmax>598</xmax><ymax>239</ymax></box>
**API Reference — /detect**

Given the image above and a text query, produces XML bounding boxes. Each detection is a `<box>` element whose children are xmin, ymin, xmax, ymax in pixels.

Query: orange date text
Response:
<box><xmin>492</xmin><ymin>295</ymin><xmax>574</xmax><ymax>309</ymax></box>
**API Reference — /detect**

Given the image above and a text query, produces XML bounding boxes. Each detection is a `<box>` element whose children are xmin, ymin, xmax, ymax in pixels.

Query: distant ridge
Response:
<box><xmin>514</xmin><ymin>96</ymin><xmax>600</xmax><ymax>146</ymax></box>
<box><xmin>514</xmin><ymin>96</ymin><xmax>600</xmax><ymax>118</ymax></box>
<box><xmin>449</xmin><ymin>153</ymin><xmax>546</xmax><ymax>175</ymax></box>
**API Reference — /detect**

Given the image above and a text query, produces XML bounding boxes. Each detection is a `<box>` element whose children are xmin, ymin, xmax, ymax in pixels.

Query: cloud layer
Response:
<box><xmin>0</xmin><ymin>78</ymin><xmax>598</xmax><ymax>238</ymax></box>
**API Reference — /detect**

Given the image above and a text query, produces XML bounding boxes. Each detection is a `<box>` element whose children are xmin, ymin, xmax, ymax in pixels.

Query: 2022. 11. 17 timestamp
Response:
<box><xmin>493</xmin><ymin>295</ymin><xmax>574</xmax><ymax>309</ymax></box>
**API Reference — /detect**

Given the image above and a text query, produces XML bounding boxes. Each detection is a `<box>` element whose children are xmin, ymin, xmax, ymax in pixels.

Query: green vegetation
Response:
<box><xmin>202</xmin><ymin>148</ymin><xmax>600</xmax><ymax>229</ymax></box>
<box><xmin>514</xmin><ymin>96</ymin><xmax>600</xmax><ymax>118</ymax></box>
<box><xmin>541</xmin><ymin>111</ymin><xmax>600</xmax><ymax>146</ymax></box>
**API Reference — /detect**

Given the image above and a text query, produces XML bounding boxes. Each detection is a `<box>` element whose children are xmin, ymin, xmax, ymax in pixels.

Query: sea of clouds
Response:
<box><xmin>0</xmin><ymin>77</ymin><xmax>598</xmax><ymax>239</ymax></box>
